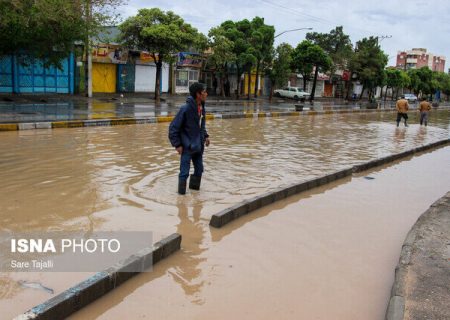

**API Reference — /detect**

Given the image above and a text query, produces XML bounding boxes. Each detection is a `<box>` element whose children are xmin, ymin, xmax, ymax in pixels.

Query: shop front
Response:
<box><xmin>174</xmin><ymin>52</ymin><xmax>203</xmax><ymax>94</ymax></box>
<box><xmin>91</xmin><ymin>43</ymin><xmax>127</xmax><ymax>93</ymax></box>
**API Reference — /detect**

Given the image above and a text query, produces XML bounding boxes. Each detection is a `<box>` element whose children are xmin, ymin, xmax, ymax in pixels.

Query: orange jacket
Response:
<box><xmin>396</xmin><ymin>99</ymin><xmax>409</xmax><ymax>113</ymax></box>
<box><xmin>419</xmin><ymin>101</ymin><xmax>432</xmax><ymax>112</ymax></box>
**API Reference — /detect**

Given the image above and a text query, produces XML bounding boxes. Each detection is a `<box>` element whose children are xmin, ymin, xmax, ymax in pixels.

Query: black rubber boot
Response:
<box><xmin>189</xmin><ymin>175</ymin><xmax>201</xmax><ymax>190</ymax></box>
<box><xmin>178</xmin><ymin>180</ymin><xmax>187</xmax><ymax>195</ymax></box>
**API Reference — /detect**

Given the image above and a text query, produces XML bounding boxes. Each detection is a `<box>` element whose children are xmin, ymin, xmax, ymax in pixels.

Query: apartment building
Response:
<box><xmin>396</xmin><ymin>48</ymin><xmax>446</xmax><ymax>72</ymax></box>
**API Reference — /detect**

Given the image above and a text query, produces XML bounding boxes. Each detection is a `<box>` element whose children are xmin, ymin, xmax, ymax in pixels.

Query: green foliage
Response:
<box><xmin>119</xmin><ymin>8</ymin><xmax>206</xmax><ymax>58</ymax></box>
<box><xmin>269</xmin><ymin>43</ymin><xmax>293</xmax><ymax>88</ymax></box>
<box><xmin>407</xmin><ymin>67</ymin><xmax>433</xmax><ymax>96</ymax></box>
<box><xmin>291</xmin><ymin>40</ymin><xmax>332</xmax><ymax>90</ymax></box>
<box><xmin>214</xmin><ymin>19</ymin><xmax>257</xmax><ymax>97</ymax></box>
<box><xmin>208</xmin><ymin>26</ymin><xmax>236</xmax><ymax>72</ymax></box>
<box><xmin>433</xmin><ymin>71</ymin><xmax>450</xmax><ymax>97</ymax></box>
<box><xmin>349</xmin><ymin>37</ymin><xmax>388</xmax><ymax>96</ymax></box>
<box><xmin>0</xmin><ymin>0</ymin><xmax>87</xmax><ymax>68</ymax></box>
<box><xmin>118</xmin><ymin>8</ymin><xmax>206</xmax><ymax>100</ymax></box>
<box><xmin>385</xmin><ymin>68</ymin><xmax>410</xmax><ymax>88</ymax></box>
<box><xmin>306</xmin><ymin>26</ymin><xmax>353</xmax><ymax>73</ymax></box>
<box><xmin>0</xmin><ymin>0</ymin><xmax>125</xmax><ymax>68</ymax></box>
<box><xmin>249</xmin><ymin>17</ymin><xmax>274</xmax><ymax>96</ymax></box>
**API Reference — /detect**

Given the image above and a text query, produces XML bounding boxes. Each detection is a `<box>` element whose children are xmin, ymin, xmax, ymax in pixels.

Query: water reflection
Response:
<box><xmin>170</xmin><ymin>199</ymin><xmax>207</xmax><ymax>303</ymax></box>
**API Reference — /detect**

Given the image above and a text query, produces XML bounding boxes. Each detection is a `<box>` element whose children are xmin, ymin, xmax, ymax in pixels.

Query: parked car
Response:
<box><xmin>404</xmin><ymin>93</ymin><xmax>418</xmax><ymax>103</ymax></box>
<box><xmin>274</xmin><ymin>87</ymin><xmax>310</xmax><ymax>100</ymax></box>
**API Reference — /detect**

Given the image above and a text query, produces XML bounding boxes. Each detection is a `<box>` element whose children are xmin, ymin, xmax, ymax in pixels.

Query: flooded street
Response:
<box><xmin>71</xmin><ymin>146</ymin><xmax>450</xmax><ymax>320</ymax></box>
<box><xmin>0</xmin><ymin>109</ymin><xmax>449</xmax><ymax>318</ymax></box>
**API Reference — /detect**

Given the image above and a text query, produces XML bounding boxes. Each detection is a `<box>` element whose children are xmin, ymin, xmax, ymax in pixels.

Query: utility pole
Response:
<box><xmin>84</xmin><ymin>0</ymin><xmax>93</xmax><ymax>98</ymax></box>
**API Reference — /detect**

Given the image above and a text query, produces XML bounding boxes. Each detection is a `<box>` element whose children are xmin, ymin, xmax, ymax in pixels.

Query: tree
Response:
<box><xmin>217</xmin><ymin>19</ymin><xmax>256</xmax><ymax>99</ymax></box>
<box><xmin>208</xmin><ymin>26</ymin><xmax>236</xmax><ymax>97</ymax></box>
<box><xmin>306</xmin><ymin>26</ymin><xmax>352</xmax><ymax>74</ymax></box>
<box><xmin>349</xmin><ymin>37</ymin><xmax>388</xmax><ymax>100</ymax></box>
<box><xmin>291</xmin><ymin>41</ymin><xmax>313</xmax><ymax>91</ymax></box>
<box><xmin>306</xmin><ymin>26</ymin><xmax>353</xmax><ymax>99</ymax></box>
<box><xmin>0</xmin><ymin>0</ymin><xmax>87</xmax><ymax>68</ymax></box>
<box><xmin>119</xmin><ymin>8</ymin><xmax>207</xmax><ymax>102</ymax></box>
<box><xmin>268</xmin><ymin>43</ymin><xmax>293</xmax><ymax>101</ymax></box>
<box><xmin>439</xmin><ymin>73</ymin><xmax>450</xmax><ymax>100</ymax></box>
<box><xmin>250</xmin><ymin>17</ymin><xmax>275</xmax><ymax>98</ymax></box>
<box><xmin>384</xmin><ymin>68</ymin><xmax>410</xmax><ymax>101</ymax></box>
<box><xmin>408</xmin><ymin>67</ymin><xmax>433</xmax><ymax>98</ymax></box>
<box><xmin>432</xmin><ymin>71</ymin><xmax>450</xmax><ymax>101</ymax></box>
<box><xmin>292</xmin><ymin>40</ymin><xmax>332</xmax><ymax>101</ymax></box>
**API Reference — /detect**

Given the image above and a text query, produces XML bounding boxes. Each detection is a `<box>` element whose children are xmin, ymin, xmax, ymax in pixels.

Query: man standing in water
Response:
<box><xmin>418</xmin><ymin>97</ymin><xmax>432</xmax><ymax>126</ymax></box>
<box><xmin>396</xmin><ymin>95</ymin><xmax>409</xmax><ymax>127</ymax></box>
<box><xmin>169</xmin><ymin>82</ymin><xmax>210</xmax><ymax>195</ymax></box>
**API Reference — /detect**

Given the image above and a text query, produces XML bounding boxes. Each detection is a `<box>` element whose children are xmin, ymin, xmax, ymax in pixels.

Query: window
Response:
<box><xmin>189</xmin><ymin>71</ymin><xmax>198</xmax><ymax>81</ymax></box>
<box><xmin>176</xmin><ymin>70</ymin><xmax>188</xmax><ymax>87</ymax></box>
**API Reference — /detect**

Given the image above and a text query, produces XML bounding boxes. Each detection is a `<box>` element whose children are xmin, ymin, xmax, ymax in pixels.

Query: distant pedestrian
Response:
<box><xmin>212</xmin><ymin>77</ymin><xmax>218</xmax><ymax>95</ymax></box>
<box><xmin>396</xmin><ymin>95</ymin><xmax>409</xmax><ymax>127</ymax></box>
<box><xmin>418</xmin><ymin>97</ymin><xmax>432</xmax><ymax>126</ymax></box>
<box><xmin>168</xmin><ymin>82</ymin><xmax>210</xmax><ymax>195</ymax></box>
<box><xmin>224</xmin><ymin>78</ymin><xmax>230</xmax><ymax>97</ymax></box>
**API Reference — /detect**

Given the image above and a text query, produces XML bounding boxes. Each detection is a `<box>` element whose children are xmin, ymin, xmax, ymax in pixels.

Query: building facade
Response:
<box><xmin>396</xmin><ymin>48</ymin><xmax>446</xmax><ymax>72</ymax></box>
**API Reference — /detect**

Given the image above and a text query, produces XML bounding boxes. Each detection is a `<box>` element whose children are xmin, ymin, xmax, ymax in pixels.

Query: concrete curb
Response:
<box><xmin>210</xmin><ymin>138</ymin><xmax>450</xmax><ymax>228</ymax></box>
<box><xmin>14</xmin><ymin>233</ymin><xmax>181</xmax><ymax>320</ymax></box>
<box><xmin>3</xmin><ymin>107</ymin><xmax>444</xmax><ymax>131</ymax></box>
<box><xmin>385</xmin><ymin>192</ymin><xmax>450</xmax><ymax>320</ymax></box>
<box><xmin>210</xmin><ymin>168</ymin><xmax>352</xmax><ymax>228</ymax></box>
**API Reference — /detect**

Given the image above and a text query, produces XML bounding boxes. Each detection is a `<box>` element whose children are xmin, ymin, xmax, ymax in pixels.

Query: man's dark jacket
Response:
<box><xmin>168</xmin><ymin>96</ymin><xmax>209</xmax><ymax>154</ymax></box>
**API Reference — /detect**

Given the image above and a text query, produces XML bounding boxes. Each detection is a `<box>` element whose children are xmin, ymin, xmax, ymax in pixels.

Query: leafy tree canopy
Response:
<box><xmin>0</xmin><ymin>0</ymin><xmax>85</xmax><ymax>67</ymax></box>
<box><xmin>119</xmin><ymin>8</ymin><xmax>207</xmax><ymax>59</ymax></box>
<box><xmin>0</xmin><ymin>0</ymin><xmax>124</xmax><ymax>68</ymax></box>
<box><xmin>306</xmin><ymin>26</ymin><xmax>353</xmax><ymax>72</ymax></box>
<box><xmin>349</xmin><ymin>37</ymin><xmax>388</xmax><ymax>91</ymax></box>
<box><xmin>269</xmin><ymin>43</ymin><xmax>293</xmax><ymax>89</ymax></box>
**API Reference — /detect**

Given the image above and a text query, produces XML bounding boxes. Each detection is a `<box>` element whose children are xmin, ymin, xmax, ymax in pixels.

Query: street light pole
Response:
<box><xmin>274</xmin><ymin>27</ymin><xmax>313</xmax><ymax>38</ymax></box>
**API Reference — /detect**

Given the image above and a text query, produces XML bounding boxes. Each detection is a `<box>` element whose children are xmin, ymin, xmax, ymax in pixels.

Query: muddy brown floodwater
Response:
<box><xmin>0</xmin><ymin>109</ymin><xmax>449</xmax><ymax>319</ymax></box>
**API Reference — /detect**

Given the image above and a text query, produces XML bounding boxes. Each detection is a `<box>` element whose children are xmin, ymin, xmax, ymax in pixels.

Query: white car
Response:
<box><xmin>274</xmin><ymin>87</ymin><xmax>310</xmax><ymax>100</ymax></box>
<box><xmin>404</xmin><ymin>93</ymin><xmax>418</xmax><ymax>103</ymax></box>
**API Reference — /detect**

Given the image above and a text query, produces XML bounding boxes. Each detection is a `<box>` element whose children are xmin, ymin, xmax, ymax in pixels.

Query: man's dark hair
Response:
<box><xmin>189</xmin><ymin>82</ymin><xmax>206</xmax><ymax>97</ymax></box>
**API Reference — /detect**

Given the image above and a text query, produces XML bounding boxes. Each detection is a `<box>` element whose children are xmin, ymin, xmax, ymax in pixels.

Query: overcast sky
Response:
<box><xmin>117</xmin><ymin>0</ymin><xmax>450</xmax><ymax>69</ymax></box>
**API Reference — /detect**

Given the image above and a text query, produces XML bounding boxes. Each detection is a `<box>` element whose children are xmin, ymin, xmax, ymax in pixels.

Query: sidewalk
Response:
<box><xmin>386</xmin><ymin>191</ymin><xmax>450</xmax><ymax>320</ymax></box>
<box><xmin>0</xmin><ymin>92</ymin><xmax>276</xmax><ymax>105</ymax></box>
<box><xmin>1</xmin><ymin>92</ymin><xmax>448</xmax><ymax>129</ymax></box>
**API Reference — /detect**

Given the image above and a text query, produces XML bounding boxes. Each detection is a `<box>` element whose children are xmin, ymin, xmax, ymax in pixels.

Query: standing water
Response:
<box><xmin>0</xmin><ymin>109</ymin><xmax>449</xmax><ymax>318</ymax></box>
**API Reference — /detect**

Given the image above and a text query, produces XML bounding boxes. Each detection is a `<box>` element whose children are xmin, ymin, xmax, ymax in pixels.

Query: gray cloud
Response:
<box><xmin>118</xmin><ymin>0</ymin><xmax>450</xmax><ymax>66</ymax></box>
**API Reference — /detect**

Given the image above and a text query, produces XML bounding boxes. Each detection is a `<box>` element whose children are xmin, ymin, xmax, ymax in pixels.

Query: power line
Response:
<box><xmin>258</xmin><ymin>0</ymin><xmax>377</xmax><ymax>36</ymax></box>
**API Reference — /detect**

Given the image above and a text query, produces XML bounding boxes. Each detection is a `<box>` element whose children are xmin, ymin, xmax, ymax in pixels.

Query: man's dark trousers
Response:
<box><xmin>179</xmin><ymin>151</ymin><xmax>203</xmax><ymax>182</ymax></box>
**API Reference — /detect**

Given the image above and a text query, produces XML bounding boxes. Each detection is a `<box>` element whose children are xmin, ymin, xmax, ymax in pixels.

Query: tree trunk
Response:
<box><xmin>359</xmin><ymin>85</ymin><xmax>365</xmax><ymax>100</ymax></box>
<box><xmin>384</xmin><ymin>86</ymin><xmax>388</xmax><ymax>105</ymax></box>
<box><xmin>155</xmin><ymin>60</ymin><xmax>162</xmax><ymax>103</ymax></box>
<box><xmin>236</xmin><ymin>66</ymin><xmax>241</xmax><ymax>99</ymax></box>
<box><xmin>269</xmin><ymin>79</ymin><xmax>273</xmax><ymax>102</ymax></box>
<box><xmin>254</xmin><ymin>61</ymin><xmax>260</xmax><ymax>98</ymax></box>
<box><xmin>345</xmin><ymin>81</ymin><xmax>351</xmax><ymax>100</ymax></box>
<box><xmin>309</xmin><ymin>66</ymin><xmax>319</xmax><ymax>102</ymax></box>
<box><xmin>247</xmin><ymin>70</ymin><xmax>251</xmax><ymax>100</ymax></box>
<box><xmin>302</xmin><ymin>75</ymin><xmax>307</xmax><ymax>91</ymax></box>
<box><xmin>220</xmin><ymin>74</ymin><xmax>225</xmax><ymax>98</ymax></box>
